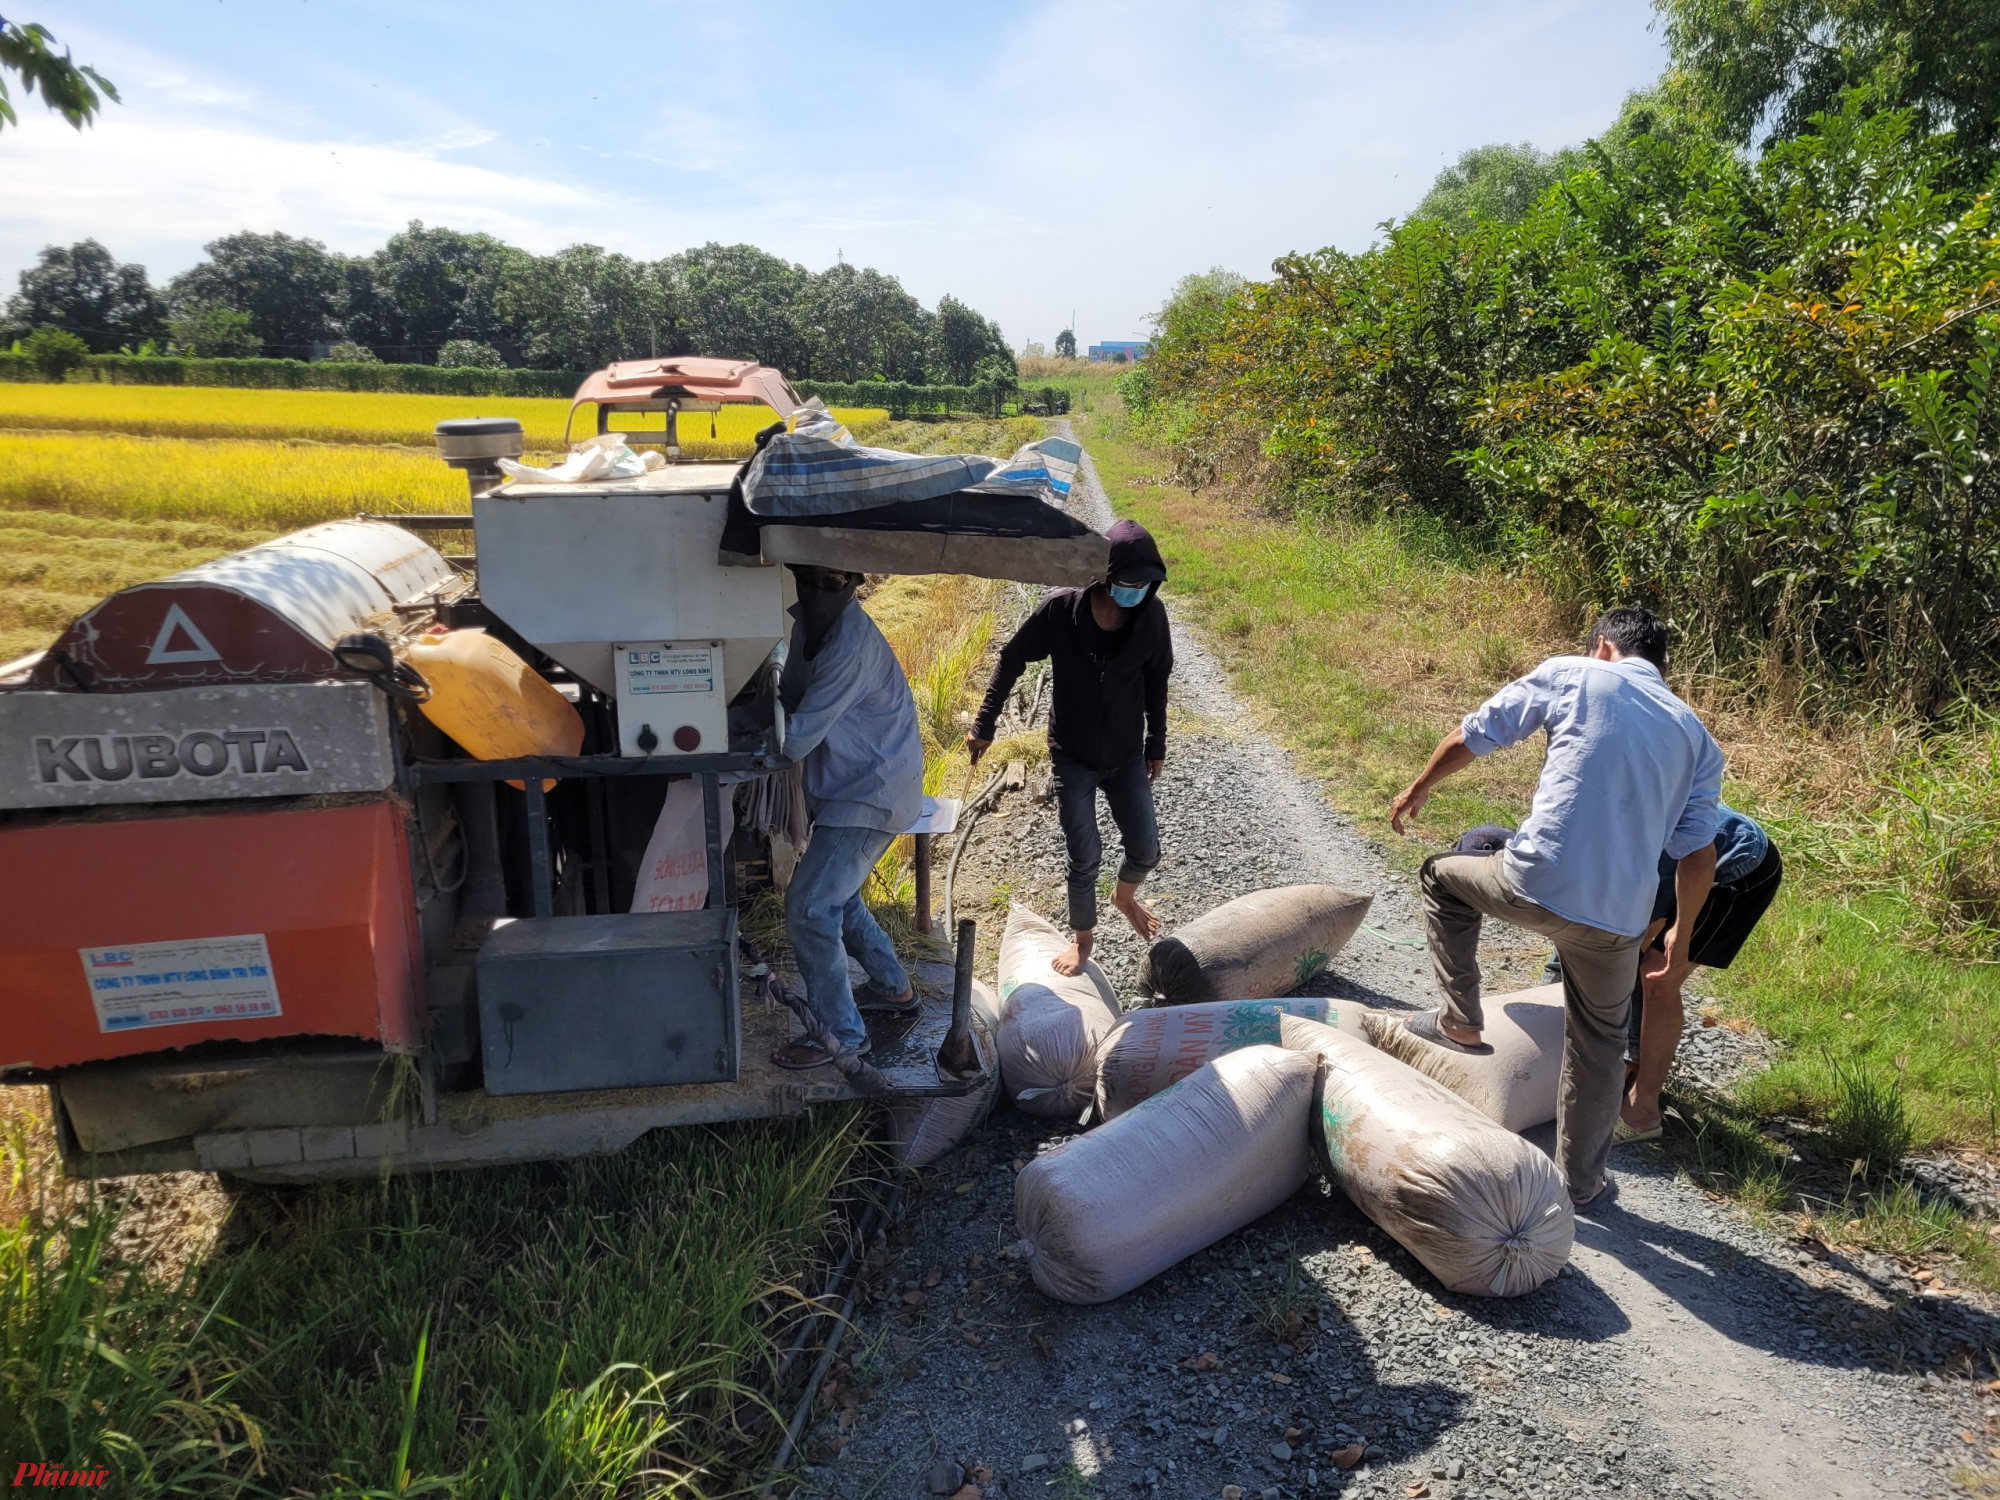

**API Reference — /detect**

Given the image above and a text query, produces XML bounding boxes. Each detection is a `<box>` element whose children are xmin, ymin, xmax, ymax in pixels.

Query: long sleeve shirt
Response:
<box><xmin>1462</xmin><ymin>655</ymin><xmax>1723</xmax><ymax>938</ymax></box>
<box><xmin>778</xmin><ymin>599</ymin><xmax>925</xmax><ymax>833</ymax></box>
<box><xmin>972</xmin><ymin>587</ymin><xmax>1172</xmax><ymax>772</ymax></box>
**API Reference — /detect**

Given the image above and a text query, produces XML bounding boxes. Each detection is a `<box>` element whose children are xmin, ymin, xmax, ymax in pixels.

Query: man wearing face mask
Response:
<box><xmin>770</xmin><ymin>565</ymin><xmax>927</xmax><ymax>1071</ymax></box>
<box><xmin>967</xmin><ymin>519</ymin><xmax>1173</xmax><ymax>976</ymax></box>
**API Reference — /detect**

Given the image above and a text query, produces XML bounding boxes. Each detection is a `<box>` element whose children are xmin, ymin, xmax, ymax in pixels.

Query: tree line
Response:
<box><xmin>1</xmin><ymin>224</ymin><xmax>1018</xmax><ymax>385</ymax></box>
<box><xmin>1131</xmin><ymin>0</ymin><xmax>2000</xmax><ymax>713</ymax></box>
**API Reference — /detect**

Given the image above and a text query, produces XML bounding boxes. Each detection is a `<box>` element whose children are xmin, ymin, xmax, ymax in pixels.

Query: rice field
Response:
<box><xmin>0</xmin><ymin>510</ymin><xmax>281</xmax><ymax>664</ymax></box>
<box><xmin>0</xmin><ymin>405</ymin><xmax>1030</xmax><ymax>666</ymax></box>
<box><xmin>0</xmin><ymin>430</ymin><xmax>471</xmax><ymax>529</ymax></box>
<box><xmin>0</xmin><ymin>383</ymin><xmax>889</xmax><ymax>449</ymax></box>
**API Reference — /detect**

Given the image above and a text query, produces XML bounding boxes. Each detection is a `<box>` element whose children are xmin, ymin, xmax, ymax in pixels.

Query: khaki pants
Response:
<box><xmin>1420</xmin><ymin>851</ymin><xmax>1642</xmax><ymax>1198</ymax></box>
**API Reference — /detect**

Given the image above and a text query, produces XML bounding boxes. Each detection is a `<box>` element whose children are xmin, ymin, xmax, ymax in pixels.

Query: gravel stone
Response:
<box><xmin>790</xmin><ymin>434</ymin><xmax>1998</xmax><ymax>1500</ymax></box>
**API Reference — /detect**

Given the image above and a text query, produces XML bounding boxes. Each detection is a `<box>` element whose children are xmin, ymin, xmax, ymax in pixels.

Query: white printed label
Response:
<box><xmin>623</xmin><ymin>647</ymin><xmax>715</xmax><ymax>696</ymax></box>
<box><xmin>80</xmin><ymin>933</ymin><xmax>281</xmax><ymax>1033</ymax></box>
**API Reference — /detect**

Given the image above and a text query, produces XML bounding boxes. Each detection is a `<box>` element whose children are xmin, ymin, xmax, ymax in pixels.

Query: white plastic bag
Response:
<box><xmin>1093</xmin><ymin>995</ymin><xmax>1379</xmax><ymax>1122</ymax></box>
<box><xmin>1364</xmin><ymin>984</ymin><xmax>1565</xmax><ymax>1132</ymax></box>
<box><xmin>885</xmin><ymin>979</ymin><xmax>1003</xmax><ymax>1167</ymax></box>
<box><xmin>1014</xmin><ymin>1045</ymin><xmax>1317</xmax><ymax>1304</ymax></box>
<box><xmin>499</xmin><ymin>433</ymin><xmax>666</xmax><ymax>484</ymax></box>
<box><xmin>1282</xmin><ymin>1016</ymin><xmax>1573</xmax><ymax>1298</ymax></box>
<box><xmin>630</xmin><ymin>778</ymin><xmax>736</xmax><ymax>913</ymax></box>
<box><xmin>995</xmin><ymin>906</ymin><xmax>1120</xmax><ymax>1118</ymax></box>
<box><xmin>1141</xmin><ymin>885</ymin><xmax>1373</xmax><ymax>1004</ymax></box>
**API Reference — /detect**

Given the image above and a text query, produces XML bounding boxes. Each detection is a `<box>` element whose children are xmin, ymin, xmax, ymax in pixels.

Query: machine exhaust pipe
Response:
<box><xmin>435</xmin><ymin>417</ymin><xmax>525</xmax><ymax>497</ymax></box>
<box><xmin>938</xmin><ymin>918</ymin><xmax>979</xmax><ymax>1075</ymax></box>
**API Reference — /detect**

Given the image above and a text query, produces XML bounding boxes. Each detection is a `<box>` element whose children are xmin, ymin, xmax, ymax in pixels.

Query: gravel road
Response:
<box><xmin>794</xmin><ymin>436</ymin><xmax>2000</xmax><ymax>1500</ymax></box>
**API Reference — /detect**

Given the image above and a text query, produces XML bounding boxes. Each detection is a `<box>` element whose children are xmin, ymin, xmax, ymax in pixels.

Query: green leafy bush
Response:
<box><xmin>1145</xmin><ymin>94</ymin><xmax>2000</xmax><ymax>710</ymax></box>
<box><xmin>22</xmin><ymin>326</ymin><xmax>88</xmax><ymax>380</ymax></box>
<box><xmin>168</xmin><ymin>304</ymin><xmax>258</xmax><ymax>357</ymax></box>
<box><xmin>437</xmin><ymin>338</ymin><xmax>505</xmax><ymax>368</ymax></box>
<box><xmin>0</xmin><ymin>351</ymin><xmax>575</xmax><ymax>395</ymax></box>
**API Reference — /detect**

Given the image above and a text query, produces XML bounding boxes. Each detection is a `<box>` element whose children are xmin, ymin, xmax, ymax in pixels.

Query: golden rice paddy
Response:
<box><xmin>0</xmin><ymin>383</ymin><xmax>887</xmax><ymax>448</ymax></box>
<box><xmin>0</xmin><ymin>383</ymin><xmax>883</xmax><ymax>661</ymax></box>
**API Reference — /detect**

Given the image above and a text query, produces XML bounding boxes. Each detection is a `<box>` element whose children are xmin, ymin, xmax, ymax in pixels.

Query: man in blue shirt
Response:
<box><xmin>769</xmin><ymin>566</ymin><xmax>927</xmax><ymax>1071</ymax></box>
<box><xmin>1389</xmin><ymin>608</ymin><xmax>1724</xmax><ymax>1207</ymax></box>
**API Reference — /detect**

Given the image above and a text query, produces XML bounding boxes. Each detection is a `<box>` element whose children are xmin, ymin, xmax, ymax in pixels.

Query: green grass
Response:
<box><xmin>2</xmin><ymin>1104</ymin><xmax>874</xmax><ymax>1497</ymax></box>
<box><xmin>1078</xmin><ymin>406</ymin><xmax>2000</xmax><ymax>1279</ymax></box>
<box><xmin>1719</xmin><ymin>890</ymin><xmax>1999</xmax><ymax>1148</ymax></box>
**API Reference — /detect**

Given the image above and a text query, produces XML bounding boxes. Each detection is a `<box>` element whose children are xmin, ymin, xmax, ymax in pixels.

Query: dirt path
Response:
<box><xmin>796</xmin><ymin>434</ymin><xmax>1998</xmax><ymax>1500</ymax></box>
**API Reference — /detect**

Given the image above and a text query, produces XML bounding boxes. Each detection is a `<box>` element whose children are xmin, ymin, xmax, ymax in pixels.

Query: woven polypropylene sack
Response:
<box><xmin>1140</xmin><ymin>885</ymin><xmax>1373</xmax><ymax>1004</ymax></box>
<box><xmin>1094</xmin><ymin>996</ymin><xmax>1380</xmax><ymax>1121</ymax></box>
<box><xmin>885</xmin><ymin>979</ymin><xmax>1004</xmax><ymax>1167</ymax></box>
<box><xmin>1364</xmin><ymin>985</ymin><xmax>1564</xmax><ymax>1132</ymax></box>
<box><xmin>1282</xmin><ymin>1016</ymin><xmax>1572</xmax><ymax>1297</ymax></box>
<box><xmin>996</xmin><ymin>905</ymin><xmax>1121</xmax><ymax>1118</ymax></box>
<box><xmin>1015</xmin><ymin>1045</ymin><xmax>1317</xmax><ymax>1304</ymax></box>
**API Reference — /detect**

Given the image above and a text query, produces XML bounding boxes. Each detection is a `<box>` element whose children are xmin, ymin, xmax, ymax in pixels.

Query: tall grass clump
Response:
<box><xmin>1</xmin><ymin>1104</ymin><xmax>268</xmax><ymax>1495</ymax></box>
<box><xmin>1</xmin><ymin>1093</ymin><xmax>873</xmax><ymax>1496</ymax></box>
<box><xmin>1822</xmin><ymin>1053</ymin><xmax>1917</xmax><ymax>1178</ymax></box>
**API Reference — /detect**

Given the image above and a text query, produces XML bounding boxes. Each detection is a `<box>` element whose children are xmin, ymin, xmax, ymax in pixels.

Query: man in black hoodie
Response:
<box><xmin>967</xmin><ymin>519</ymin><xmax>1173</xmax><ymax>975</ymax></box>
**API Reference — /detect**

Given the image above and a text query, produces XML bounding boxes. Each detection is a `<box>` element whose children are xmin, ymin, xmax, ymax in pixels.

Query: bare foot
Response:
<box><xmin>1052</xmin><ymin>932</ymin><xmax>1094</xmax><ymax>976</ymax></box>
<box><xmin>1111</xmin><ymin>885</ymin><xmax>1161</xmax><ymax>941</ymax></box>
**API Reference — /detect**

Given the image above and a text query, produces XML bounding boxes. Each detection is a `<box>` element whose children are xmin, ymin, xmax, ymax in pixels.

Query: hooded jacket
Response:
<box><xmin>779</xmin><ymin>597</ymin><xmax>925</xmax><ymax>833</ymax></box>
<box><xmin>972</xmin><ymin>520</ymin><xmax>1173</xmax><ymax>771</ymax></box>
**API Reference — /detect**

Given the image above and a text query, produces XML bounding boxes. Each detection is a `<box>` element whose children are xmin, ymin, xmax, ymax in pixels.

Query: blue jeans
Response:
<box><xmin>786</xmin><ymin>824</ymin><xmax>910</xmax><ymax>1054</ymax></box>
<box><xmin>1051</xmin><ymin>750</ymin><xmax>1161</xmax><ymax>933</ymax></box>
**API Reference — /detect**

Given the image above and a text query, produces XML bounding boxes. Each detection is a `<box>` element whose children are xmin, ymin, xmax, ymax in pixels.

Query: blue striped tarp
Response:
<box><xmin>743</xmin><ymin>407</ymin><xmax>1082</xmax><ymax>516</ymax></box>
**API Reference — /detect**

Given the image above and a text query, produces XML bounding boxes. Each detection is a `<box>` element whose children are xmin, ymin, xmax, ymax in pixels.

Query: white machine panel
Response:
<box><xmin>471</xmin><ymin>472</ymin><xmax>787</xmax><ymax>700</ymax></box>
<box><xmin>613</xmin><ymin>642</ymin><xmax>729</xmax><ymax>757</ymax></box>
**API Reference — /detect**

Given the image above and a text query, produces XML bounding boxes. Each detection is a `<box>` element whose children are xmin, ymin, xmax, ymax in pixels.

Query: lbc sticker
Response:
<box><xmin>623</xmin><ymin>647</ymin><xmax>714</xmax><ymax>695</ymax></box>
<box><xmin>79</xmin><ymin>933</ymin><xmax>282</xmax><ymax>1033</ymax></box>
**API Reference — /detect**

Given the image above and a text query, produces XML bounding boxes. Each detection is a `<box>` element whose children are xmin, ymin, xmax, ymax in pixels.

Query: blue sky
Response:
<box><xmin>5</xmin><ymin>1</ymin><xmax>1668</xmax><ymax>349</ymax></box>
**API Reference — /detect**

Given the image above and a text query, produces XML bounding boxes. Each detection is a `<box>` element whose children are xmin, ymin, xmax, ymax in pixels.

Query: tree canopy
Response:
<box><xmin>0</xmin><ymin>19</ymin><xmax>116</xmax><ymax>135</ymax></box>
<box><xmin>1656</xmin><ymin>0</ymin><xmax>2000</xmax><ymax>171</ymax></box>
<box><xmin>1412</xmin><ymin>143</ymin><xmax>1584</xmax><ymax>228</ymax></box>
<box><xmin>1139</xmin><ymin>90</ymin><xmax>2000</xmax><ymax>711</ymax></box>
<box><xmin>3</xmin><ymin>239</ymin><xmax>162</xmax><ymax>352</ymax></box>
<box><xmin>166</xmin><ymin>232</ymin><xmax>348</xmax><ymax>357</ymax></box>
<box><xmin>6</xmin><ymin>222</ymin><xmax>1010</xmax><ymax>382</ymax></box>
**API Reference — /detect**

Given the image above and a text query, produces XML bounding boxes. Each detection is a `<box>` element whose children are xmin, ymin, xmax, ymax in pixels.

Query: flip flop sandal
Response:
<box><xmin>770</xmin><ymin>1038</ymin><xmax>871</xmax><ymax>1071</ymax></box>
<box><xmin>1612</xmin><ymin>1118</ymin><xmax>1664</xmax><ymax>1145</ymax></box>
<box><xmin>1570</xmin><ymin>1178</ymin><xmax>1617</xmax><ymax>1210</ymax></box>
<box><xmin>855</xmin><ymin>983</ymin><xmax>921</xmax><ymax>1015</ymax></box>
<box><xmin>1402</xmin><ymin>1008</ymin><xmax>1491</xmax><ymax>1055</ymax></box>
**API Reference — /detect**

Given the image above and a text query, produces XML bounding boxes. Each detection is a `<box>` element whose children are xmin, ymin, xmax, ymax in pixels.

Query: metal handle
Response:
<box><xmin>938</xmin><ymin>918</ymin><xmax>979</xmax><ymax>1075</ymax></box>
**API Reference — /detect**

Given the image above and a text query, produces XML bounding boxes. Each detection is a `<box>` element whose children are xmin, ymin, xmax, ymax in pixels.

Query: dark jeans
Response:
<box><xmin>1050</xmin><ymin>749</ymin><xmax>1160</xmax><ymax>932</ymax></box>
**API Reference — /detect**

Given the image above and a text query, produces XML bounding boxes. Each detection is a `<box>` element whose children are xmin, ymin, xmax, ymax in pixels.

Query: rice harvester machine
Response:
<box><xmin>0</xmin><ymin>358</ymin><xmax>1106</xmax><ymax>1180</ymax></box>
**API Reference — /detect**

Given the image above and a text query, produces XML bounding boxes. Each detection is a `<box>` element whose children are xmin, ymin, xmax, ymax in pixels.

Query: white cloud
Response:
<box><xmin>1</xmin><ymin>111</ymin><xmax>607</xmax><ymax>270</ymax></box>
<box><xmin>3</xmin><ymin>0</ymin><xmax>1668</xmax><ymax>351</ymax></box>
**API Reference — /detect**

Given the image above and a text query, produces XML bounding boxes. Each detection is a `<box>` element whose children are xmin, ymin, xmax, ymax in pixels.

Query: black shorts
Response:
<box><xmin>1654</xmin><ymin>842</ymin><xmax>1784</xmax><ymax>970</ymax></box>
